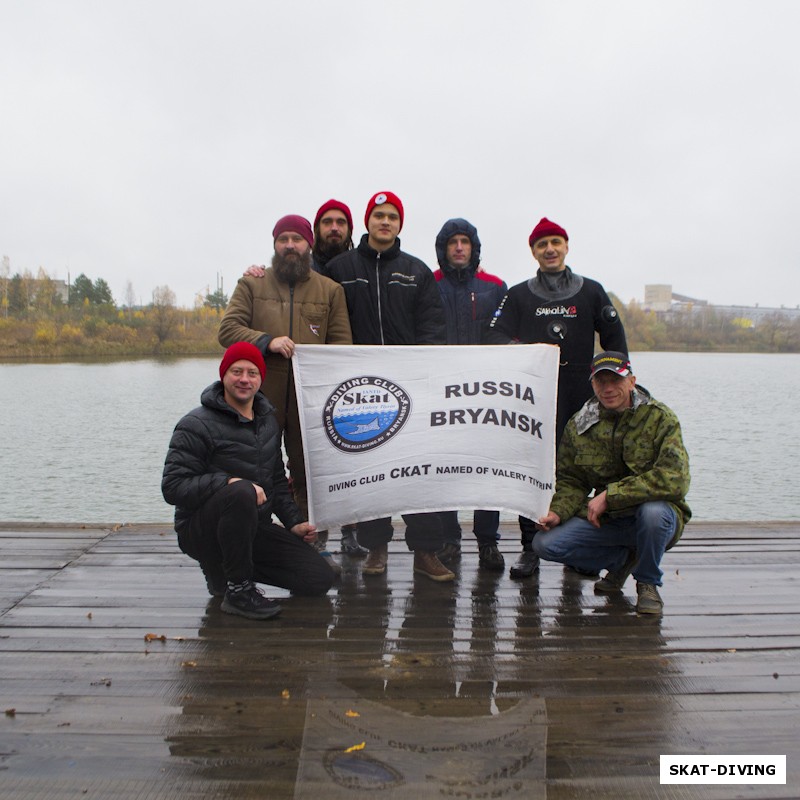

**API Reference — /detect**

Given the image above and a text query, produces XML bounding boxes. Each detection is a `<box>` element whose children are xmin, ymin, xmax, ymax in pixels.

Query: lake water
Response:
<box><xmin>0</xmin><ymin>352</ymin><xmax>796</xmax><ymax>523</ymax></box>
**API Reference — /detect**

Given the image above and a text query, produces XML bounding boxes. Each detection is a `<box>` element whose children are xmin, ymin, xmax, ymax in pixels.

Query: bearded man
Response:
<box><xmin>219</xmin><ymin>214</ymin><xmax>352</xmax><ymax>542</ymax></box>
<box><xmin>312</xmin><ymin>198</ymin><xmax>354</xmax><ymax>275</ymax></box>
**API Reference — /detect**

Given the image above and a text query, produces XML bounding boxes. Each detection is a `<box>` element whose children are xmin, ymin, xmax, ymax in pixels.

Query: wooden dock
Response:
<box><xmin>1</xmin><ymin>521</ymin><xmax>798</xmax><ymax>799</ymax></box>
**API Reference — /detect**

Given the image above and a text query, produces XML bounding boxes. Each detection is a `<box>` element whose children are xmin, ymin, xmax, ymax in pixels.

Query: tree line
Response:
<box><xmin>1</xmin><ymin>265</ymin><xmax>798</xmax><ymax>357</ymax></box>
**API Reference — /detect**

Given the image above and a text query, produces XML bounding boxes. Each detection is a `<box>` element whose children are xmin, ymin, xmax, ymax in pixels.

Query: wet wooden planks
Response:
<box><xmin>0</xmin><ymin>521</ymin><xmax>798</xmax><ymax>799</ymax></box>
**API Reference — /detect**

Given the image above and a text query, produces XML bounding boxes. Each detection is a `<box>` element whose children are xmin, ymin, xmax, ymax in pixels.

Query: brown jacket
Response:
<box><xmin>218</xmin><ymin>269</ymin><xmax>353</xmax><ymax>379</ymax></box>
<box><xmin>218</xmin><ymin>268</ymin><xmax>352</xmax><ymax>518</ymax></box>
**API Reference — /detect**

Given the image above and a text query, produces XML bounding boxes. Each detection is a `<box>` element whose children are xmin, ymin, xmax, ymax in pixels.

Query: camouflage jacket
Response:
<box><xmin>550</xmin><ymin>386</ymin><xmax>691</xmax><ymax>541</ymax></box>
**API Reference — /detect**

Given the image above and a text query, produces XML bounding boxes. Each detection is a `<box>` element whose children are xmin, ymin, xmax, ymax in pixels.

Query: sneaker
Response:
<box><xmin>436</xmin><ymin>542</ymin><xmax>462</xmax><ymax>564</ymax></box>
<box><xmin>340</xmin><ymin>525</ymin><xmax>368</xmax><ymax>557</ymax></box>
<box><xmin>478</xmin><ymin>543</ymin><xmax>505</xmax><ymax>571</ymax></box>
<box><xmin>200</xmin><ymin>564</ymin><xmax>226</xmax><ymax>597</ymax></box>
<box><xmin>221</xmin><ymin>582</ymin><xmax>282</xmax><ymax>620</ymax></box>
<box><xmin>594</xmin><ymin>549</ymin><xmax>638</xmax><ymax>594</ymax></box>
<box><xmin>636</xmin><ymin>582</ymin><xmax>664</xmax><ymax>614</ymax></box>
<box><xmin>414</xmin><ymin>550</ymin><xmax>455</xmax><ymax>582</ymax></box>
<box><xmin>362</xmin><ymin>543</ymin><xmax>389</xmax><ymax>576</ymax></box>
<box><xmin>509</xmin><ymin>550</ymin><xmax>540</xmax><ymax>579</ymax></box>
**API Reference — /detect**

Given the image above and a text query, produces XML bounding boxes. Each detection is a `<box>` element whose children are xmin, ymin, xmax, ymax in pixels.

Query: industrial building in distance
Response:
<box><xmin>643</xmin><ymin>284</ymin><xmax>800</xmax><ymax>327</ymax></box>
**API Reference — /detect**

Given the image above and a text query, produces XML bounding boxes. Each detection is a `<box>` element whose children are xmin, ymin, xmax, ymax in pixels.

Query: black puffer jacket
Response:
<box><xmin>326</xmin><ymin>234</ymin><xmax>446</xmax><ymax>345</ymax></box>
<box><xmin>161</xmin><ymin>383</ymin><xmax>302</xmax><ymax>534</ymax></box>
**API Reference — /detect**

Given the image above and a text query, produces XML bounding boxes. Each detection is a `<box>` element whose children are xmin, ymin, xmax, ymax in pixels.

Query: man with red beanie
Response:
<box><xmin>162</xmin><ymin>342</ymin><xmax>334</xmax><ymax>620</ymax></box>
<box><xmin>486</xmin><ymin>217</ymin><xmax>628</xmax><ymax>579</ymax></box>
<box><xmin>219</xmin><ymin>214</ymin><xmax>353</xmax><ymax>574</ymax></box>
<box><xmin>325</xmin><ymin>191</ymin><xmax>452</xmax><ymax>581</ymax></box>
<box><xmin>312</xmin><ymin>199</ymin><xmax>355</xmax><ymax>275</ymax></box>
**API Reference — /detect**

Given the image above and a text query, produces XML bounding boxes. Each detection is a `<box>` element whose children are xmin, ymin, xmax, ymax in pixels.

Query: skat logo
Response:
<box><xmin>323</xmin><ymin>376</ymin><xmax>412</xmax><ymax>453</ymax></box>
<box><xmin>536</xmin><ymin>305</ymin><xmax>577</xmax><ymax>317</ymax></box>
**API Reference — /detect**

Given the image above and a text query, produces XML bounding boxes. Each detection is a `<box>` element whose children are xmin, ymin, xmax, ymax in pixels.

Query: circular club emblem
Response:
<box><xmin>323</xmin><ymin>376</ymin><xmax>411</xmax><ymax>453</ymax></box>
<box><xmin>374</xmin><ymin>193</ymin><xmax>387</xmax><ymax>205</ymax></box>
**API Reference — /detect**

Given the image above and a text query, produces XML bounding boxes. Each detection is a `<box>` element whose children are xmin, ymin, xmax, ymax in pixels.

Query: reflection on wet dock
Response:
<box><xmin>1</xmin><ymin>521</ymin><xmax>798</xmax><ymax>798</ymax></box>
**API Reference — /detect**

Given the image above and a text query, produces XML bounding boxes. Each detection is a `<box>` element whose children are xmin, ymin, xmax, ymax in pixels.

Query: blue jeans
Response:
<box><xmin>439</xmin><ymin>510</ymin><xmax>500</xmax><ymax>547</ymax></box>
<box><xmin>532</xmin><ymin>501</ymin><xmax>678</xmax><ymax>586</ymax></box>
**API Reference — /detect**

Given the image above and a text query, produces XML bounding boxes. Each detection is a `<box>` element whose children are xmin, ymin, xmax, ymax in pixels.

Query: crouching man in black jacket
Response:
<box><xmin>162</xmin><ymin>342</ymin><xmax>334</xmax><ymax>620</ymax></box>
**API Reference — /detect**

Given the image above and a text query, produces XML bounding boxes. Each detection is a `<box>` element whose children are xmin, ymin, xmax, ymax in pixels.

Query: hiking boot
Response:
<box><xmin>510</xmin><ymin>550</ymin><xmax>540</xmax><ymax>579</ymax></box>
<box><xmin>478</xmin><ymin>543</ymin><xmax>505</xmax><ymax>571</ymax></box>
<box><xmin>436</xmin><ymin>542</ymin><xmax>462</xmax><ymax>564</ymax></box>
<box><xmin>362</xmin><ymin>543</ymin><xmax>389</xmax><ymax>575</ymax></box>
<box><xmin>340</xmin><ymin>525</ymin><xmax>368</xmax><ymax>557</ymax></box>
<box><xmin>636</xmin><ymin>582</ymin><xmax>664</xmax><ymax>614</ymax></box>
<box><xmin>414</xmin><ymin>550</ymin><xmax>455</xmax><ymax>582</ymax></box>
<box><xmin>200</xmin><ymin>564</ymin><xmax>226</xmax><ymax>597</ymax></box>
<box><xmin>565</xmin><ymin>564</ymin><xmax>600</xmax><ymax>578</ymax></box>
<box><xmin>594</xmin><ymin>549</ymin><xmax>638</xmax><ymax>594</ymax></box>
<box><xmin>221</xmin><ymin>581</ymin><xmax>282</xmax><ymax>620</ymax></box>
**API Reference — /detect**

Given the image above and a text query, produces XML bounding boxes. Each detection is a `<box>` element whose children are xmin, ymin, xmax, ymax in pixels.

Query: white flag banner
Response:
<box><xmin>292</xmin><ymin>344</ymin><xmax>559</xmax><ymax>529</ymax></box>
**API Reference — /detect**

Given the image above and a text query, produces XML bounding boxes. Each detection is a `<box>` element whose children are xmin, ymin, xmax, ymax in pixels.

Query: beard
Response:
<box><xmin>313</xmin><ymin>232</ymin><xmax>353</xmax><ymax>261</ymax></box>
<box><xmin>272</xmin><ymin>250</ymin><xmax>313</xmax><ymax>284</ymax></box>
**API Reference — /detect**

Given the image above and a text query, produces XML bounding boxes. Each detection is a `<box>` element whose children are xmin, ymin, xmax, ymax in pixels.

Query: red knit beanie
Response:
<box><xmin>529</xmin><ymin>217</ymin><xmax>569</xmax><ymax>246</ymax></box>
<box><xmin>219</xmin><ymin>342</ymin><xmax>266</xmax><ymax>381</ymax></box>
<box><xmin>364</xmin><ymin>191</ymin><xmax>404</xmax><ymax>231</ymax></box>
<box><xmin>314</xmin><ymin>199</ymin><xmax>354</xmax><ymax>232</ymax></box>
<box><xmin>272</xmin><ymin>214</ymin><xmax>314</xmax><ymax>247</ymax></box>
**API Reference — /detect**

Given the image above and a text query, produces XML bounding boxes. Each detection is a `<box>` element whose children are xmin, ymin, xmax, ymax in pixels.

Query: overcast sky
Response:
<box><xmin>2</xmin><ymin>0</ymin><xmax>799</xmax><ymax>310</ymax></box>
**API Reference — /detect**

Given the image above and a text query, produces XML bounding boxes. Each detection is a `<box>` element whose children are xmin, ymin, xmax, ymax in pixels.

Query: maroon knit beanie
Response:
<box><xmin>529</xmin><ymin>217</ymin><xmax>569</xmax><ymax>246</ymax></box>
<box><xmin>314</xmin><ymin>199</ymin><xmax>354</xmax><ymax>232</ymax></box>
<box><xmin>364</xmin><ymin>191</ymin><xmax>404</xmax><ymax>231</ymax></box>
<box><xmin>272</xmin><ymin>214</ymin><xmax>314</xmax><ymax>247</ymax></box>
<box><xmin>219</xmin><ymin>342</ymin><xmax>266</xmax><ymax>382</ymax></box>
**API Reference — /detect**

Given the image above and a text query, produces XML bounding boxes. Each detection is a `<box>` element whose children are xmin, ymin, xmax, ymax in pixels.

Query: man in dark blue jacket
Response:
<box><xmin>162</xmin><ymin>342</ymin><xmax>334</xmax><ymax>620</ymax></box>
<box><xmin>433</xmin><ymin>218</ymin><xmax>508</xmax><ymax>571</ymax></box>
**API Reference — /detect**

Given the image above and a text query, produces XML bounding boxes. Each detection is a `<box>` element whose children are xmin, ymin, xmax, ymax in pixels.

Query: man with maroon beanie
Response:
<box><xmin>219</xmin><ymin>215</ymin><xmax>352</xmax><ymax>572</ymax></box>
<box><xmin>162</xmin><ymin>342</ymin><xmax>334</xmax><ymax>620</ymax></box>
<box><xmin>487</xmin><ymin>217</ymin><xmax>628</xmax><ymax>579</ymax></box>
<box><xmin>326</xmin><ymin>191</ymin><xmax>452</xmax><ymax>581</ymax></box>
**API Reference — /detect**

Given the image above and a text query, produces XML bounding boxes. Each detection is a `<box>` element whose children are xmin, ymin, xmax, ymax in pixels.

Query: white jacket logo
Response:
<box><xmin>536</xmin><ymin>305</ymin><xmax>577</xmax><ymax>317</ymax></box>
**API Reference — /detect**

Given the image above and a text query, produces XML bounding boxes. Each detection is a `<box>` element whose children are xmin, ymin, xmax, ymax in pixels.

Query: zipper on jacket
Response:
<box><xmin>284</xmin><ymin>282</ymin><xmax>295</xmax><ymax>419</ymax></box>
<box><xmin>375</xmin><ymin>253</ymin><xmax>385</xmax><ymax>345</ymax></box>
<box><xmin>471</xmin><ymin>291</ymin><xmax>476</xmax><ymax>321</ymax></box>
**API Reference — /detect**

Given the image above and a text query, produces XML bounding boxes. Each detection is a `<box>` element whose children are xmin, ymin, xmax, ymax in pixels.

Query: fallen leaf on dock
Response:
<box><xmin>344</xmin><ymin>742</ymin><xmax>365</xmax><ymax>753</ymax></box>
<box><xmin>144</xmin><ymin>633</ymin><xmax>166</xmax><ymax>642</ymax></box>
<box><xmin>345</xmin><ymin>709</ymin><xmax>360</xmax><ymax>717</ymax></box>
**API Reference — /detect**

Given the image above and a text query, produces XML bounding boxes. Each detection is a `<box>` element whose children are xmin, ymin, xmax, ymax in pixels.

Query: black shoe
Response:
<box><xmin>437</xmin><ymin>542</ymin><xmax>462</xmax><ymax>564</ymax></box>
<box><xmin>340</xmin><ymin>525</ymin><xmax>368</xmax><ymax>557</ymax></box>
<box><xmin>478</xmin><ymin>543</ymin><xmax>505</xmax><ymax>571</ymax></box>
<box><xmin>201</xmin><ymin>564</ymin><xmax>226</xmax><ymax>597</ymax></box>
<box><xmin>510</xmin><ymin>550</ymin><xmax>540</xmax><ymax>579</ymax></box>
<box><xmin>221</xmin><ymin>582</ymin><xmax>282</xmax><ymax>620</ymax></box>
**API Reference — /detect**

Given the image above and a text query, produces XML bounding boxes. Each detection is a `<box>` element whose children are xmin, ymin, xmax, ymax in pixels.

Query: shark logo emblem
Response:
<box><xmin>323</xmin><ymin>376</ymin><xmax>412</xmax><ymax>452</ymax></box>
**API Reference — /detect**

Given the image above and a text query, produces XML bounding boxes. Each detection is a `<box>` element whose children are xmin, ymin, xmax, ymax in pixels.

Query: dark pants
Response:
<box><xmin>356</xmin><ymin>512</ymin><xmax>444</xmax><ymax>552</ymax></box>
<box><xmin>440</xmin><ymin>510</ymin><xmax>500</xmax><ymax>546</ymax></box>
<box><xmin>177</xmin><ymin>481</ymin><xmax>333</xmax><ymax>596</ymax></box>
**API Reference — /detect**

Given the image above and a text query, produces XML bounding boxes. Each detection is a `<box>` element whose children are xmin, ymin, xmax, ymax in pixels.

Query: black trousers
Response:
<box><xmin>356</xmin><ymin>512</ymin><xmax>444</xmax><ymax>552</ymax></box>
<box><xmin>177</xmin><ymin>481</ymin><xmax>333</xmax><ymax>596</ymax></box>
